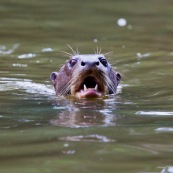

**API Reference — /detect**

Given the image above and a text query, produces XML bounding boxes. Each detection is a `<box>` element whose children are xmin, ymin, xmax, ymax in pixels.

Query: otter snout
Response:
<box><xmin>81</xmin><ymin>61</ymin><xmax>100</xmax><ymax>67</ymax></box>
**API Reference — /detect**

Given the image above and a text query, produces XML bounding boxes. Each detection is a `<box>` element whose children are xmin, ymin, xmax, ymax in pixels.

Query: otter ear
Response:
<box><xmin>50</xmin><ymin>72</ymin><xmax>58</xmax><ymax>84</ymax></box>
<box><xmin>116</xmin><ymin>72</ymin><xmax>121</xmax><ymax>85</ymax></box>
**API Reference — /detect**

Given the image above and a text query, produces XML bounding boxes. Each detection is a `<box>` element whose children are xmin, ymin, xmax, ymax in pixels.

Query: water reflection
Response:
<box><xmin>50</xmin><ymin>98</ymin><xmax>118</xmax><ymax>128</ymax></box>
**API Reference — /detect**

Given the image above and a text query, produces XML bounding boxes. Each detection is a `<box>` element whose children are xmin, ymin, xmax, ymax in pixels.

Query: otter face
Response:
<box><xmin>50</xmin><ymin>54</ymin><xmax>121</xmax><ymax>99</ymax></box>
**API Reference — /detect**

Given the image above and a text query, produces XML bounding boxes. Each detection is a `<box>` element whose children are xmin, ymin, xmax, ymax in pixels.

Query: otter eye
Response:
<box><xmin>69</xmin><ymin>59</ymin><xmax>77</xmax><ymax>67</ymax></box>
<box><xmin>99</xmin><ymin>57</ymin><xmax>108</xmax><ymax>67</ymax></box>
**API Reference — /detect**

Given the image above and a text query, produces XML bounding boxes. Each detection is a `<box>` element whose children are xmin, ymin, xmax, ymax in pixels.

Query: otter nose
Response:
<box><xmin>81</xmin><ymin>61</ymin><xmax>99</xmax><ymax>67</ymax></box>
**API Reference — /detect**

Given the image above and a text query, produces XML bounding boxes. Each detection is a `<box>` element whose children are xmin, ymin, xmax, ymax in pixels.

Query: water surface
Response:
<box><xmin>0</xmin><ymin>0</ymin><xmax>173</xmax><ymax>173</ymax></box>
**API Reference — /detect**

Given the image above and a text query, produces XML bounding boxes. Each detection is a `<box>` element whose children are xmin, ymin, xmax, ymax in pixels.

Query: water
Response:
<box><xmin>0</xmin><ymin>0</ymin><xmax>173</xmax><ymax>173</ymax></box>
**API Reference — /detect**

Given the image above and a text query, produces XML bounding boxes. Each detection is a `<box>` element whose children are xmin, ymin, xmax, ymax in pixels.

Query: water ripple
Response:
<box><xmin>155</xmin><ymin>127</ymin><xmax>173</xmax><ymax>132</ymax></box>
<box><xmin>136</xmin><ymin>111</ymin><xmax>173</xmax><ymax>116</ymax></box>
<box><xmin>18</xmin><ymin>53</ymin><xmax>36</xmax><ymax>59</ymax></box>
<box><xmin>0</xmin><ymin>77</ymin><xmax>54</xmax><ymax>96</ymax></box>
<box><xmin>41</xmin><ymin>48</ymin><xmax>53</xmax><ymax>52</ymax></box>
<box><xmin>59</xmin><ymin>134</ymin><xmax>115</xmax><ymax>143</ymax></box>
<box><xmin>0</xmin><ymin>44</ymin><xmax>19</xmax><ymax>55</ymax></box>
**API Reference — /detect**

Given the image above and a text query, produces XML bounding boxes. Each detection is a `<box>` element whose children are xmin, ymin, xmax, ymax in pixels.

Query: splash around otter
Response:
<box><xmin>50</xmin><ymin>53</ymin><xmax>121</xmax><ymax>99</ymax></box>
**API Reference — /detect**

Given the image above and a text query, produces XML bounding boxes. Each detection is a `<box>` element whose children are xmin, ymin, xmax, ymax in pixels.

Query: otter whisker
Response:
<box><xmin>99</xmin><ymin>47</ymin><xmax>102</xmax><ymax>54</ymax></box>
<box><xmin>75</xmin><ymin>46</ymin><xmax>80</xmax><ymax>55</ymax></box>
<box><xmin>95</xmin><ymin>47</ymin><xmax>98</xmax><ymax>55</ymax></box>
<box><xmin>105</xmin><ymin>80</ymin><xmax>116</xmax><ymax>93</ymax></box>
<box><xmin>59</xmin><ymin>78</ymin><xmax>74</xmax><ymax>96</ymax></box>
<box><xmin>60</xmin><ymin>51</ymin><xmax>73</xmax><ymax>57</ymax></box>
<box><xmin>102</xmin><ymin>73</ymin><xmax>117</xmax><ymax>93</ymax></box>
<box><xmin>59</xmin><ymin>74</ymin><xmax>80</xmax><ymax>96</ymax></box>
<box><xmin>103</xmin><ymin>51</ymin><xmax>112</xmax><ymax>56</ymax></box>
<box><xmin>94</xmin><ymin>47</ymin><xmax>102</xmax><ymax>55</ymax></box>
<box><xmin>59</xmin><ymin>85</ymin><xmax>71</xmax><ymax>96</ymax></box>
<box><xmin>93</xmin><ymin>49</ymin><xmax>97</xmax><ymax>54</ymax></box>
<box><xmin>67</xmin><ymin>44</ymin><xmax>77</xmax><ymax>55</ymax></box>
<box><xmin>95</xmin><ymin>70</ymin><xmax>115</xmax><ymax>93</ymax></box>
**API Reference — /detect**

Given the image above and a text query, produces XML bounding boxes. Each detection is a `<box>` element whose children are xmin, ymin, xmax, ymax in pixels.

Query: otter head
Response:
<box><xmin>50</xmin><ymin>54</ymin><xmax>121</xmax><ymax>99</ymax></box>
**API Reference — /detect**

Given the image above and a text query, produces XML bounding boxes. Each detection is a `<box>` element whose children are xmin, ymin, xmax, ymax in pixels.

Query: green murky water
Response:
<box><xmin>0</xmin><ymin>0</ymin><xmax>173</xmax><ymax>173</ymax></box>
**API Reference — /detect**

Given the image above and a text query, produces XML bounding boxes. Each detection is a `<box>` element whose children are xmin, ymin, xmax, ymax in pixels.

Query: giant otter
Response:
<box><xmin>50</xmin><ymin>54</ymin><xmax>121</xmax><ymax>99</ymax></box>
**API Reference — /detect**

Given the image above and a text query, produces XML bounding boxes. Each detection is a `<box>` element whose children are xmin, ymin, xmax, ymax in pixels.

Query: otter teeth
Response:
<box><xmin>95</xmin><ymin>84</ymin><xmax>98</xmax><ymax>91</ymax></box>
<box><xmin>83</xmin><ymin>84</ymin><xmax>98</xmax><ymax>91</ymax></box>
<box><xmin>84</xmin><ymin>84</ymin><xmax>87</xmax><ymax>92</ymax></box>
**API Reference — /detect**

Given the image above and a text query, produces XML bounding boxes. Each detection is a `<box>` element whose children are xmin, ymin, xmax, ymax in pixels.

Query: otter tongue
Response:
<box><xmin>84</xmin><ymin>84</ymin><xmax>98</xmax><ymax>92</ymax></box>
<box><xmin>77</xmin><ymin>84</ymin><xmax>101</xmax><ymax>98</ymax></box>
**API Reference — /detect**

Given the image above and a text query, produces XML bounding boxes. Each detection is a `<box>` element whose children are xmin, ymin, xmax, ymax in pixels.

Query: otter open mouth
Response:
<box><xmin>75</xmin><ymin>76</ymin><xmax>104</xmax><ymax>98</ymax></box>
